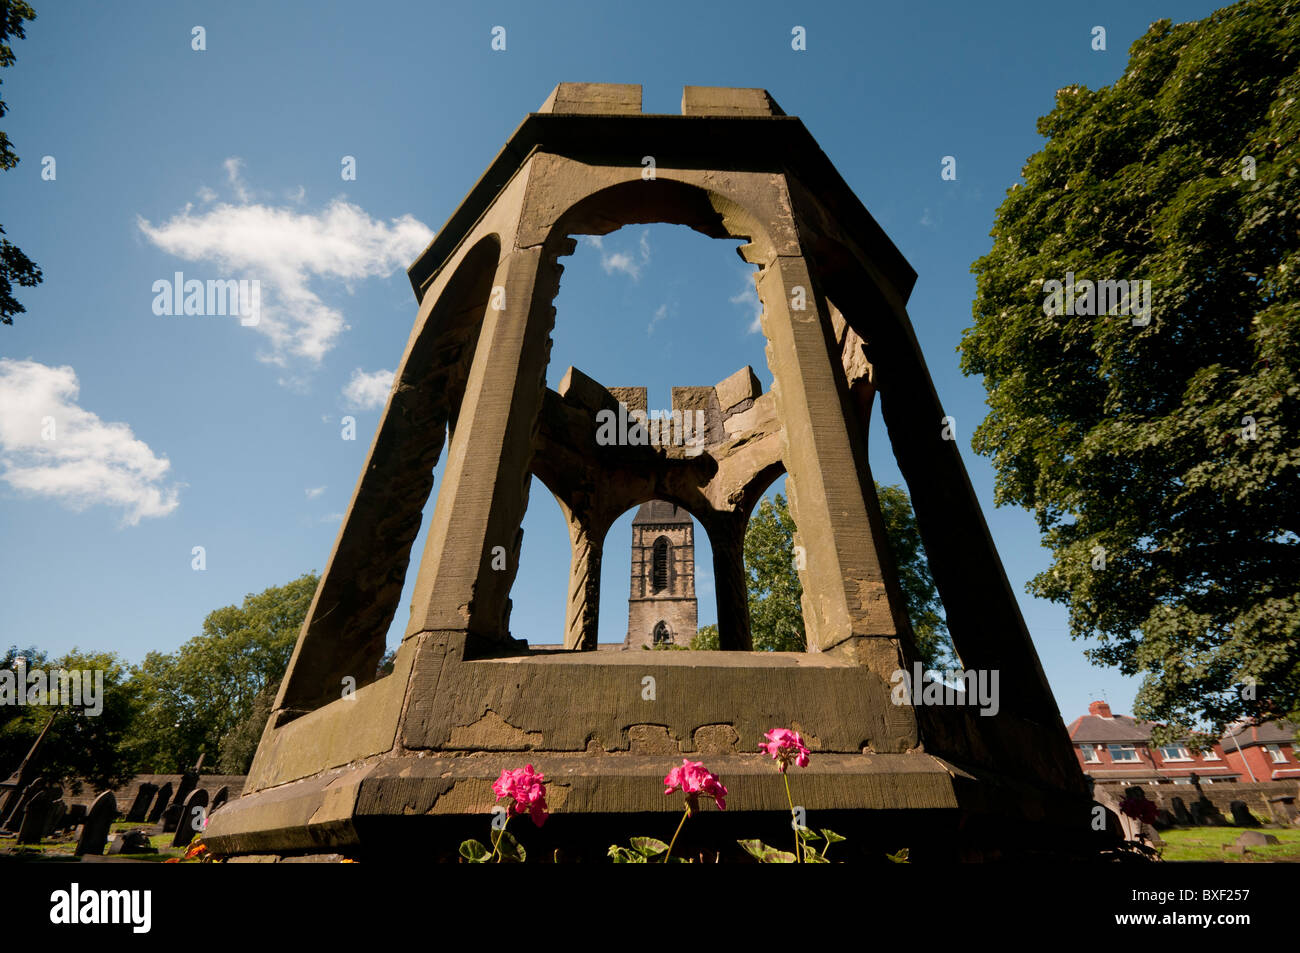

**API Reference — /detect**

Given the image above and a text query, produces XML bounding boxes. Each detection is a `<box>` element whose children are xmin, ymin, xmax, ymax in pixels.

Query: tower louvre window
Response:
<box><xmin>652</xmin><ymin>536</ymin><xmax>670</xmax><ymax>592</ymax></box>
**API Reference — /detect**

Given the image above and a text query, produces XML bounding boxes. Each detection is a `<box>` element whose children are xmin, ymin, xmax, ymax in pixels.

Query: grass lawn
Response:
<box><xmin>1159</xmin><ymin>826</ymin><xmax>1300</xmax><ymax>862</ymax></box>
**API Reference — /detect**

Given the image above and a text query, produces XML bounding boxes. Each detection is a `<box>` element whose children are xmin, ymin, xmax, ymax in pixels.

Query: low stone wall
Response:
<box><xmin>1097</xmin><ymin>779</ymin><xmax>1299</xmax><ymax>825</ymax></box>
<box><xmin>63</xmin><ymin>774</ymin><xmax>247</xmax><ymax>814</ymax></box>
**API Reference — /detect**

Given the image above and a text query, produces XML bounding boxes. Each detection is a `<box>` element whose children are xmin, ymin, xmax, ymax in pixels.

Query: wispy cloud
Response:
<box><xmin>0</xmin><ymin>359</ymin><xmax>180</xmax><ymax>525</ymax></box>
<box><xmin>585</xmin><ymin>229</ymin><xmax>652</xmax><ymax>280</ymax></box>
<box><xmin>138</xmin><ymin>158</ymin><xmax>433</xmax><ymax>368</ymax></box>
<box><xmin>648</xmin><ymin>303</ymin><xmax>669</xmax><ymax>336</ymax></box>
<box><xmin>730</xmin><ymin>270</ymin><xmax>763</xmax><ymax>334</ymax></box>
<box><xmin>305</xmin><ymin>485</ymin><xmax>326</xmax><ymax>499</ymax></box>
<box><xmin>342</xmin><ymin>368</ymin><xmax>394</xmax><ymax>410</ymax></box>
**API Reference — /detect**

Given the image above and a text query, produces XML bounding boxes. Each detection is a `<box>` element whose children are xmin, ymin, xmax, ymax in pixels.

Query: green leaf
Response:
<box><xmin>459</xmin><ymin>839</ymin><xmax>490</xmax><ymax>863</ymax></box>
<box><xmin>820</xmin><ymin>829</ymin><xmax>847</xmax><ymax>845</ymax></box>
<box><xmin>802</xmin><ymin>845</ymin><xmax>829</xmax><ymax>863</ymax></box>
<box><xmin>800</xmin><ymin>828</ymin><xmax>823</xmax><ymax>842</ymax></box>
<box><xmin>495</xmin><ymin>830</ymin><xmax>526</xmax><ymax>863</ymax></box>
<box><xmin>886</xmin><ymin>848</ymin><xmax>910</xmax><ymax>864</ymax></box>
<box><xmin>737</xmin><ymin>839</ymin><xmax>796</xmax><ymax>863</ymax></box>
<box><xmin>630</xmin><ymin>836</ymin><xmax>669</xmax><ymax>857</ymax></box>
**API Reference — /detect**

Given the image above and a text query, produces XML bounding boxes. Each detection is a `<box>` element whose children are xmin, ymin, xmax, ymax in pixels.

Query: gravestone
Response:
<box><xmin>1229</xmin><ymin>800</ymin><xmax>1260</xmax><ymax>827</ymax></box>
<box><xmin>42</xmin><ymin>799</ymin><xmax>67</xmax><ymax>837</ymax></box>
<box><xmin>1267</xmin><ymin>794</ymin><xmax>1297</xmax><ymax>825</ymax></box>
<box><xmin>125</xmin><ymin>782</ymin><xmax>157</xmax><ymax>823</ymax></box>
<box><xmin>146</xmin><ymin>782</ymin><xmax>172</xmax><ymax>824</ymax></box>
<box><xmin>171</xmin><ymin>788</ymin><xmax>209</xmax><ymax>848</ymax></box>
<box><xmin>162</xmin><ymin>802</ymin><xmax>184</xmax><ymax>834</ymax></box>
<box><xmin>3</xmin><ymin>776</ymin><xmax>45</xmax><ymax>832</ymax></box>
<box><xmin>74</xmin><ymin>791</ymin><xmax>116</xmax><ymax>857</ymax></box>
<box><xmin>1171</xmin><ymin>796</ymin><xmax>1192</xmax><ymax>826</ymax></box>
<box><xmin>15</xmin><ymin>789</ymin><xmax>50</xmax><ymax>844</ymax></box>
<box><xmin>63</xmin><ymin>803</ymin><xmax>86</xmax><ymax>831</ymax></box>
<box><xmin>209</xmin><ymin>786</ymin><xmax>229</xmax><ymax>815</ymax></box>
<box><xmin>108</xmin><ymin>828</ymin><xmax>155</xmax><ymax>855</ymax></box>
<box><xmin>1235</xmin><ymin>830</ymin><xmax>1279</xmax><ymax>848</ymax></box>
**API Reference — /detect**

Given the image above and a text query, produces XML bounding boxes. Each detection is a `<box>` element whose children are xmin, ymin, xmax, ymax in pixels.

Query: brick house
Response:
<box><xmin>1221</xmin><ymin>720</ymin><xmax>1300</xmax><ymax>783</ymax></box>
<box><xmin>1066</xmin><ymin>701</ymin><xmax>1239</xmax><ymax>785</ymax></box>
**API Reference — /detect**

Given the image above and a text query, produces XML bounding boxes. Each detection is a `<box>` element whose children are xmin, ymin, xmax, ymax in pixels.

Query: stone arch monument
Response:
<box><xmin>205</xmin><ymin>84</ymin><xmax>1094</xmax><ymax>860</ymax></box>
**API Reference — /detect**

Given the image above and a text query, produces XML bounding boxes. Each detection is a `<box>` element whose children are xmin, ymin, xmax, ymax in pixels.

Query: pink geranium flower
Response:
<box><xmin>664</xmin><ymin>759</ymin><xmax>728</xmax><ymax>815</ymax></box>
<box><xmin>493</xmin><ymin>764</ymin><xmax>549</xmax><ymax>827</ymax></box>
<box><xmin>758</xmin><ymin>727</ymin><xmax>811</xmax><ymax>772</ymax></box>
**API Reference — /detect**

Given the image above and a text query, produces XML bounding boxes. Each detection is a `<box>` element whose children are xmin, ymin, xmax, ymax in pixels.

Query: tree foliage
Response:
<box><xmin>960</xmin><ymin>0</ymin><xmax>1300</xmax><ymax>740</ymax></box>
<box><xmin>123</xmin><ymin>572</ymin><xmax>318</xmax><ymax>772</ymax></box>
<box><xmin>0</xmin><ymin>0</ymin><xmax>41</xmax><ymax>325</ymax></box>
<box><xmin>696</xmin><ymin>488</ymin><xmax>954</xmax><ymax>666</ymax></box>
<box><xmin>0</xmin><ymin>645</ymin><xmax>137</xmax><ymax>792</ymax></box>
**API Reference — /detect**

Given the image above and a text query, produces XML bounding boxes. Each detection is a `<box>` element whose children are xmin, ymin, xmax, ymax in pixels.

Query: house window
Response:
<box><xmin>652</xmin><ymin>621</ymin><xmax>672</xmax><ymax>646</ymax></box>
<box><xmin>1265</xmin><ymin>744</ymin><xmax>1287</xmax><ymax>764</ymax></box>
<box><xmin>1200</xmin><ymin>748</ymin><xmax>1221</xmax><ymax>761</ymax></box>
<box><xmin>1172</xmin><ymin>778</ymin><xmax>1193</xmax><ymax>785</ymax></box>
<box><xmin>1158</xmin><ymin>745</ymin><xmax>1192</xmax><ymax>762</ymax></box>
<box><xmin>1081</xmin><ymin>745</ymin><xmax>1100</xmax><ymax>763</ymax></box>
<box><xmin>1107</xmin><ymin>744</ymin><xmax>1139</xmax><ymax>763</ymax></box>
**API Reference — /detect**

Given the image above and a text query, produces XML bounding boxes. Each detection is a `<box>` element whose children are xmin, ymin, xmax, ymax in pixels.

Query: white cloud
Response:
<box><xmin>0</xmin><ymin>359</ymin><xmax>180</xmax><ymax>525</ymax></box>
<box><xmin>321</xmin><ymin>512</ymin><xmax>344</xmax><ymax>524</ymax></box>
<box><xmin>224</xmin><ymin>157</ymin><xmax>251</xmax><ymax>204</ymax></box>
<box><xmin>647</xmin><ymin>303</ymin><xmax>668</xmax><ymax>336</ymax></box>
<box><xmin>138</xmin><ymin>159</ymin><xmax>433</xmax><ymax>367</ymax></box>
<box><xmin>730</xmin><ymin>271</ymin><xmax>763</xmax><ymax>334</ymax></box>
<box><xmin>342</xmin><ymin>368</ymin><xmax>394</xmax><ymax>410</ymax></box>
<box><xmin>305</xmin><ymin>485</ymin><xmax>326</xmax><ymax>499</ymax></box>
<box><xmin>585</xmin><ymin>229</ymin><xmax>651</xmax><ymax>280</ymax></box>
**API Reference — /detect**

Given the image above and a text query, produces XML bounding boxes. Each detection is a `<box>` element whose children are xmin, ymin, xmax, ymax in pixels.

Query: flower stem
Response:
<box><xmin>664</xmin><ymin>806</ymin><xmax>690</xmax><ymax>863</ymax></box>
<box><xmin>490</xmin><ymin>815</ymin><xmax>509</xmax><ymax>863</ymax></box>
<box><xmin>783</xmin><ymin>771</ymin><xmax>803</xmax><ymax>863</ymax></box>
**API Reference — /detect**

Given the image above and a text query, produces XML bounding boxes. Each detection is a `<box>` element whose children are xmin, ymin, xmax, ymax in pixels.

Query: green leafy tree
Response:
<box><xmin>696</xmin><ymin>488</ymin><xmax>954</xmax><ymax>666</ymax></box>
<box><xmin>0</xmin><ymin>645</ymin><xmax>137</xmax><ymax>792</ymax></box>
<box><xmin>124</xmin><ymin>572</ymin><xmax>318</xmax><ymax>772</ymax></box>
<box><xmin>959</xmin><ymin>0</ymin><xmax>1299</xmax><ymax>741</ymax></box>
<box><xmin>0</xmin><ymin>1</ymin><xmax>41</xmax><ymax>325</ymax></box>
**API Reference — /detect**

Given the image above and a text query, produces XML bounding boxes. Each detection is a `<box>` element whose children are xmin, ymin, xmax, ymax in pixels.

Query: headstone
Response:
<box><xmin>16</xmin><ymin>789</ymin><xmax>51</xmax><ymax>844</ymax></box>
<box><xmin>1229</xmin><ymin>800</ymin><xmax>1260</xmax><ymax>827</ymax></box>
<box><xmin>63</xmin><ymin>803</ymin><xmax>86</xmax><ymax>831</ymax></box>
<box><xmin>171</xmin><ymin>787</ymin><xmax>209</xmax><ymax>848</ymax></box>
<box><xmin>1235</xmin><ymin>830</ymin><xmax>1279</xmax><ymax>848</ymax></box>
<box><xmin>209</xmin><ymin>786</ymin><xmax>229</xmax><ymax>815</ymax></box>
<box><xmin>3</xmin><ymin>776</ymin><xmax>45</xmax><ymax>831</ymax></box>
<box><xmin>172</xmin><ymin>769</ymin><xmax>199</xmax><ymax>809</ymax></box>
<box><xmin>125</xmin><ymin>782</ymin><xmax>157</xmax><ymax>823</ymax></box>
<box><xmin>1189</xmin><ymin>801</ymin><xmax>1204</xmax><ymax>825</ymax></box>
<box><xmin>1196</xmin><ymin>797</ymin><xmax>1227</xmax><ymax>826</ymax></box>
<box><xmin>107</xmin><ymin>828</ymin><xmax>155</xmax><ymax>855</ymax></box>
<box><xmin>42</xmin><ymin>799</ymin><xmax>67</xmax><ymax>837</ymax></box>
<box><xmin>162</xmin><ymin>802</ymin><xmax>184</xmax><ymax>834</ymax></box>
<box><xmin>1153</xmin><ymin>809</ymin><xmax>1175</xmax><ymax>829</ymax></box>
<box><xmin>146</xmin><ymin>782</ymin><xmax>172</xmax><ymax>824</ymax></box>
<box><xmin>74</xmin><ymin>791</ymin><xmax>116</xmax><ymax>857</ymax></box>
<box><xmin>1267</xmin><ymin>794</ymin><xmax>1297</xmax><ymax>825</ymax></box>
<box><xmin>1171</xmin><ymin>796</ymin><xmax>1192</xmax><ymax>826</ymax></box>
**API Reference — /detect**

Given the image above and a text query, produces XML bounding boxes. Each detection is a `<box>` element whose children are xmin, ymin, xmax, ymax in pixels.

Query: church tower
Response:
<box><xmin>624</xmin><ymin>500</ymin><xmax>697</xmax><ymax>649</ymax></box>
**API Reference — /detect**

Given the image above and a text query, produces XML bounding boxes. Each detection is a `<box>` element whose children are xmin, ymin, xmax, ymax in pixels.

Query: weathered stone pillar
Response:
<box><xmin>758</xmin><ymin>255</ymin><xmax>913</xmax><ymax>676</ymax></box>
<box><xmin>406</xmin><ymin>246</ymin><xmax>554</xmax><ymax>641</ymax></box>
<box><xmin>708</xmin><ymin>515</ymin><xmax>752</xmax><ymax>650</ymax></box>
<box><xmin>563</xmin><ymin>511</ymin><xmax>605</xmax><ymax>651</ymax></box>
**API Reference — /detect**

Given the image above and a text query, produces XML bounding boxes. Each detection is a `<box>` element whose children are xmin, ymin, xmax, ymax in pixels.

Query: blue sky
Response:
<box><xmin>0</xmin><ymin>0</ymin><xmax>1226</xmax><ymax>723</ymax></box>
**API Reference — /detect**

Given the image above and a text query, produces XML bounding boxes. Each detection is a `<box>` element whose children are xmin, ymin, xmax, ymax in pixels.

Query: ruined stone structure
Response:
<box><xmin>624</xmin><ymin>500</ymin><xmax>697</xmax><ymax>650</ymax></box>
<box><xmin>205</xmin><ymin>84</ymin><xmax>1098</xmax><ymax>861</ymax></box>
